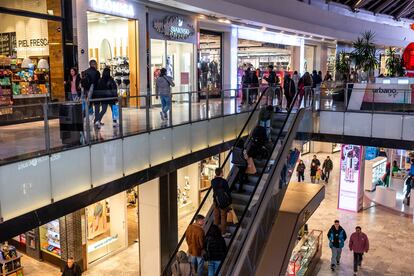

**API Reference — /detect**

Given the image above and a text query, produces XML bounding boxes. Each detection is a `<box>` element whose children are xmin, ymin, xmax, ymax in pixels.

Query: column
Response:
<box><xmin>59</xmin><ymin>210</ymin><xmax>85</xmax><ymax>270</ymax></box>
<box><xmin>223</xmin><ymin>27</ymin><xmax>238</xmax><ymax>91</ymax></box>
<box><xmin>139</xmin><ymin>173</ymin><xmax>178</xmax><ymax>276</ymax></box>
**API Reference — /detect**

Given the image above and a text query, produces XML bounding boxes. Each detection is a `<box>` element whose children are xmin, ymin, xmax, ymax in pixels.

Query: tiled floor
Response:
<box><xmin>297</xmin><ymin>152</ymin><xmax>414</xmax><ymax>276</ymax></box>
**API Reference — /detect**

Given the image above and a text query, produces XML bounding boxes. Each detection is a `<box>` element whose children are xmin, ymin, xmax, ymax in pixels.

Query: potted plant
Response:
<box><xmin>333</xmin><ymin>51</ymin><xmax>351</xmax><ymax>102</ymax></box>
<box><xmin>385</xmin><ymin>47</ymin><xmax>405</xmax><ymax>77</ymax></box>
<box><xmin>351</xmin><ymin>30</ymin><xmax>379</xmax><ymax>82</ymax></box>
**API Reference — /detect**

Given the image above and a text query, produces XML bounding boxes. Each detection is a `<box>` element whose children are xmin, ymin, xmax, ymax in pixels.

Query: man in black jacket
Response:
<box><xmin>84</xmin><ymin>60</ymin><xmax>100</xmax><ymax>121</ymax></box>
<box><xmin>62</xmin><ymin>257</ymin><xmax>82</xmax><ymax>276</ymax></box>
<box><xmin>211</xmin><ymin>168</ymin><xmax>232</xmax><ymax>238</ymax></box>
<box><xmin>283</xmin><ymin>73</ymin><xmax>296</xmax><ymax>109</ymax></box>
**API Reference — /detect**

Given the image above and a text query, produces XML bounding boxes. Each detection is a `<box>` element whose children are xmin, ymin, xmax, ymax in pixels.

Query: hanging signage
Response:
<box><xmin>89</xmin><ymin>0</ymin><xmax>135</xmax><ymax>18</ymax></box>
<box><xmin>153</xmin><ymin>16</ymin><xmax>195</xmax><ymax>40</ymax></box>
<box><xmin>338</xmin><ymin>144</ymin><xmax>364</xmax><ymax>212</ymax></box>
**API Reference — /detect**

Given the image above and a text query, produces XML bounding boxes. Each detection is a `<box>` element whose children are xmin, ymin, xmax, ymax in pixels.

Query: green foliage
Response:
<box><xmin>335</xmin><ymin>51</ymin><xmax>351</xmax><ymax>81</ymax></box>
<box><xmin>385</xmin><ymin>47</ymin><xmax>405</xmax><ymax>77</ymax></box>
<box><xmin>351</xmin><ymin>30</ymin><xmax>378</xmax><ymax>75</ymax></box>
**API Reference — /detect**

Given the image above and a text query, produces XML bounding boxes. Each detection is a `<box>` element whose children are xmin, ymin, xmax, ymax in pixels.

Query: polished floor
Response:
<box><xmin>0</xmin><ymin>98</ymin><xmax>252</xmax><ymax>162</ymax></box>
<box><xmin>298</xmin><ymin>152</ymin><xmax>414</xmax><ymax>276</ymax></box>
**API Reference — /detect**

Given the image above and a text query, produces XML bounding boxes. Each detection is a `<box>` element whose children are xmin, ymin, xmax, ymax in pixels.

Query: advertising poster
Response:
<box><xmin>338</xmin><ymin>144</ymin><xmax>364</xmax><ymax>212</ymax></box>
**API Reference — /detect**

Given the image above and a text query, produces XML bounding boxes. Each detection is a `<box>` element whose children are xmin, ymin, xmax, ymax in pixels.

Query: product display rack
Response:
<box><xmin>0</xmin><ymin>255</ymin><xmax>23</xmax><ymax>276</ymax></box>
<box><xmin>364</xmin><ymin>157</ymin><xmax>387</xmax><ymax>192</ymax></box>
<box><xmin>287</xmin><ymin>230</ymin><xmax>322</xmax><ymax>276</ymax></box>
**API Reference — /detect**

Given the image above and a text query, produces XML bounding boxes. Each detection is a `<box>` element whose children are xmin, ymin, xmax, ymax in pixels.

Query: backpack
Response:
<box><xmin>214</xmin><ymin>187</ymin><xmax>232</xmax><ymax>209</ymax></box>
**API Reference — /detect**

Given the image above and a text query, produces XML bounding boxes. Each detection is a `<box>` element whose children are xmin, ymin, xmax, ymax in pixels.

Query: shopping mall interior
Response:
<box><xmin>1</xmin><ymin>0</ymin><xmax>414</xmax><ymax>275</ymax></box>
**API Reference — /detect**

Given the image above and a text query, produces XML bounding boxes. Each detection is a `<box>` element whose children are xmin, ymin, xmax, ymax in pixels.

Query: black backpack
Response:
<box><xmin>214</xmin><ymin>188</ymin><xmax>232</xmax><ymax>209</ymax></box>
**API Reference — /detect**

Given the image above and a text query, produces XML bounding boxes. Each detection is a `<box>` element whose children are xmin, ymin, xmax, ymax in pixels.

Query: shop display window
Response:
<box><xmin>304</xmin><ymin>45</ymin><xmax>315</xmax><ymax>73</ymax></box>
<box><xmin>39</xmin><ymin>220</ymin><xmax>61</xmax><ymax>258</ymax></box>
<box><xmin>287</xmin><ymin>230</ymin><xmax>322</xmax><ymax>276</ymax></box>
<box><xmin>327</xmin><ymin>47</ymin><xmax>336</xmax><ymax>77</ymax></box>
<box><xmin>198</xmin><ymin>31</ymin><xmax>222</xmax><ymax>97</ymax></box>
<box><xmin>0</xmin><ymin>13</ymin><xmax>64</xmax><ymax>108</ymax></box>
<box><xmin>0</xmin><ymin>0</ymin><xmax>62</xmax><ymax>16</ymax></box>
<box><xmin>86</xmin><ymin>193</ymin><xmax>126</xmax><ymax>264</ymax></box>
<box><xmin>87</xmin><ymin>12</ymin><xmax>138</xmax><ymax>103</ymax></box>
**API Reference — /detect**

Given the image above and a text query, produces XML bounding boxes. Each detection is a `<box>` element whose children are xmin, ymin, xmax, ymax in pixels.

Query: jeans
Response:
<box><xmin>160</xmin><ymin>95</ymin><xmax>171</xmax><ymax>115</ymax></box>
<box><xmin>190</xmin><ymin>255</ymin><xmax>204</xmax><ymax>276</ymax></box>
<box><xmin>324</xmin><ymin>170</ymin><xmax>331</xmax><ymax>183</ymax></box>
<box><xmin>94</xmin><ymin>103</ymin><xmax>108</xmax><ymax>124</ymax></box>
<box><xmin>331</xmin><ymin>247</ymin><xmax>342</xmax><ymax>266</ymax></box>
<box><xmin>353</xmin><ymin>252</ymin><xmax>363</xmax><ymax>272</ymax></box>
<box><xmin>208</xmin><ymin>260</ymin><xmax>221</xmax><ymax>276</ymax></box>
<box><xmin>259</xmin><ymin>119</ymin><xmax>271</xmax><ymax>139</ymax></box>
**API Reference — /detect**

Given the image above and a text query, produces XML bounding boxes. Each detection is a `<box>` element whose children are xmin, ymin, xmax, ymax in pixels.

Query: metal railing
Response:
<box><xmin>0</xmin><ymin>86</ymin><xmax>279</xmax><ymax>164</ymax></box>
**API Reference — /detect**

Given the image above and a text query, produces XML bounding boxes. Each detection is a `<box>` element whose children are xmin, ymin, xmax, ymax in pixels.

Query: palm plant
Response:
<box><xmin>351</xmin><ymin>30</ymin><xmax>378</xmax><ymax>80</ymax></box>
<box><xmin>385</xmin><ymin>47</ymin><xmax>405</xmax><ymax>77</ymax></box>
<box><xmin>335</xmin><ymin>51</ymin><xmax>351</xmax><ymax>82</ymax></box>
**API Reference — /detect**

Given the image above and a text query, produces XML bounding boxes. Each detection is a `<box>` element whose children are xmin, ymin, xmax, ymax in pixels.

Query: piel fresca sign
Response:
<box><xmin>153</xmin><ymin>16</ymin><xmax>195</xmax><ymax>40</ymax></box>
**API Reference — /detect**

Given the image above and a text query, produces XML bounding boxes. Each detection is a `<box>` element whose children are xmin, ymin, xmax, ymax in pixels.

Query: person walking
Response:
<box><xmin>185</xmin><ymin>214</ymin><xmax>206</xmax><ymax>276</ymax></box>
<box><xmin>211</xmin><ymin>168</ymin><xmax>232</xmax><ymax>237</ymax></box>
<box><xmin>283</xmin><ymin>72</ymin><xmax>296</xmax><ymax>110</ymax></box>
<box><xmin>249</xmin><ymin>69</ymin><xmax>259</xmax><ymax>104</ymax></box>
<box><xmin>205</xmin><ymin>224</ymin><xmax>227</xmax><ymax>276</ymax></box>
<box><xmin>328</xmin><ymin>220</ymin><xmax>347</xmax><ymax>272</ymax></box>
<box><xmin>349</xmin><ymin>226</ymin><xmax>369</xmax><ymax>275</ymax></box>
<box><xmin>62</xmin><ymin>257</ymin><xmax>82</xmax><ymax>276</ymax></box>
<box><xmin>292</xmin><ymin>70</ymin><xmax>300</xmax><ymax>91</ymax></box>
<box><xmin>93</xmin><ymin>67</ymin><xmax>118</xmax><ymax>128</ymax></box>
<box><xmin>296</xmin><ymin>160</ymin><xmax>306</xmax><ymax>182</ymax></box>
<box><xmin>171</xmin><ymin>251</ymin><xmax>195</xmax><ymax>276</ymax></box>
<box><xmin>404</xmin><ymin>175</ymin><xmax>413</xmax><ymax>205</ymax></box>
<box><xmin>84</xmin><ymin>60</ymin><xmax>101</xmax><ymax>121</ymax></box>
<box><xmin>310</xmin><ymin>155</ymin><xmax>321</xmax><ymax>183</ymax></box>
<box><xmin>65</xmin><ymin>67</ymin><xmax>81</xmax><ymax>101</ymax></box>
<box><xmin>156</xmin><ymin>68</ymin><xmax>175</xmax><ymax>121</ymax></box>
<box><xmin>322</xmin><ymin>156</ymin><xmax>334</xmax><ymax>183</ymax></box>
<box><xmin>311</xmin><ymin>70</ymin><xmax>322</xmax><ymax>89</ymax></box>
<box><xmin>231</xmin><ymin>139</ymin><xmax>248</xmax><ymax>193</ymax></box>
<box><xmin>241</xmin><ymin>68</ymin><xmax>252</xmax><ymax>106</ymax></box>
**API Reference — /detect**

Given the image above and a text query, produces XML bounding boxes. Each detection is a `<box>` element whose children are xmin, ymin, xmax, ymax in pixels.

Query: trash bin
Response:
<box><xmin>59</xmin><ymin>103</ymin><xmax>83</xmax><ymax>145</ymax></box>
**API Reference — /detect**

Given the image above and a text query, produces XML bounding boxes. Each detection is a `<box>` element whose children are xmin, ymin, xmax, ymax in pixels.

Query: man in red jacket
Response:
<box><xmin>349</xmin><ymin>226</ymin><xmax>369</xmax><ymax>275</ymax></box>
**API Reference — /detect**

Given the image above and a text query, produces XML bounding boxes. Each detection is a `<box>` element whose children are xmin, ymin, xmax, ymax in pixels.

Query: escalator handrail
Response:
<box><xmin>216</xmin><ymin>90</ymin><xmax>304</xmax><ymax>275</ymax></box>
<box><xmin>221</xmin><ymin>108</ymin><xmax>307</xmax><ymax>276</ymax></box>
<box><xmin>162</xmin><ymin>85</ymin><xmax>277</xmax><ymax>275</ymax></box>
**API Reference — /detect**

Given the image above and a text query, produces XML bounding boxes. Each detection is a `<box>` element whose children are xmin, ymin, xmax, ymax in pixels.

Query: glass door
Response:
<box><xmin>166</xmin><ymin>41</ymin><xmax>194</xmax><ymax>102</ymax></box>
<box><xmin>150</xmin><ymin>39</ymin><xmax>166</xmax><ymax>105</ymax></box>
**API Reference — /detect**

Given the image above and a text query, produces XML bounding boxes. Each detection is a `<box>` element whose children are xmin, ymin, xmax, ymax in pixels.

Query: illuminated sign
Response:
<box><xmin>87</xmin><ymin>234</ymin><xmax>118</xmax><ymax>252</ymax></box>
<box><xmin>90</xmin><ymin>0</ymin><xmax>135</xmax><ymax>18</ymax></box>
<box><xmin>338</xmin><ymin>144</ymin><xmax>364</xmax><ymax>212</ymax></box>
<box><xmin>153</xmin><ymin>16</ymin><xmax>195</xmax><ymax>40</ymax></box>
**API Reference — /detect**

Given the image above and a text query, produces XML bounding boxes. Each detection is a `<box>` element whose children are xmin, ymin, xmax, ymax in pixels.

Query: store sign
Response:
<box><xmin>153</xmin><ymin>16</ymin><xmax>195</xmax><ymax>40</ymax></box>
<box><xmin>17</xmin><ymin>38</ymin><xmax>48</xmax><ymax>48</ymax></box>
<box><xmin>87</xmin><ymin>234</ymin><xmax>118</xmax><ymax>252</ymax></box>
<box><xmin>338</xmin><ymin>144</ymin><xmax>364</xmax><ymax>212</ymax></box>
<box><xmin>90</xmin><ymin>0</ymin><xmax>135</xmax><ymax>18</ymax></box>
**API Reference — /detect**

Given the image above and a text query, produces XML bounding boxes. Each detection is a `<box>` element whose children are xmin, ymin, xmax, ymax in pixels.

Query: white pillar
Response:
<box><xmin>139</xmin><ymin>178</ymin><xmax>161</xmax><ymax>276</ymax></box>
<box><xmin>223</xmin><ymin>27</ymin><xmax>238</xmax><ymax>93</ymax></box>
<box><xmin>75</xmin><ymin>0</ymin><xmax>89</xmax><ymax>71</ymax></box>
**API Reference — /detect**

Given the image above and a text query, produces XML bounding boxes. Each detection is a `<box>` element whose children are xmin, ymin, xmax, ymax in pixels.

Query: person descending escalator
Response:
<box><xmin>231</xmin><ymin>139</ymin><xmax>248</xmax><ymax>193</ymax></box>
<box><xmin>205</xmin><ymin>225</ymin><xmax>227</xmax><ymax>276</ymax></box>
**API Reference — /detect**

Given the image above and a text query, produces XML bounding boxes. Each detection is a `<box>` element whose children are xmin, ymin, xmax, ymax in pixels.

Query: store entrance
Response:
<box><xmin>87</xmin><ymin>12</ymin><xmax>139</xmax><ymax>106</ymax></box>
<box><xmin>150</xmin><ymin>39</ymin><xmax>194</xmax><ymax>104</ymax></box>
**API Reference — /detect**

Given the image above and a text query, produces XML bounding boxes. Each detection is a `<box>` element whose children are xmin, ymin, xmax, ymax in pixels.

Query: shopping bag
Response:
<box><xmin>227</xmin><ymin>208</ymin><xmax>239</xmax><ymax>225</ymax></box>
<box><xmin>112</xmin><ymin>104</ymin><xmax>119</xmax><ymax>121</ymax></box>
<box><xmin>246</xmin><ymin>157</ymin><xmax>257</xmax><ymax>175</ymax></box>
<box><xmin>321</xmin><ymin>172</ymin><xmax>326</xmax><ymax>181</ymax></box>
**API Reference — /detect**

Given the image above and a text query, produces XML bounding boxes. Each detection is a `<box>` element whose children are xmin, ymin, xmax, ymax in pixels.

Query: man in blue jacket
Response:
<box><xmin>327</xmin><ymin>219</ymin><xmax>347</xmax><ymax>271</ymax></box>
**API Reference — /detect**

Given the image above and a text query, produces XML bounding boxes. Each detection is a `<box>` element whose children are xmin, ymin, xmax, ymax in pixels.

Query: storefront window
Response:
<box><xmin>198</xmin><ymin>31</ymin><xmax>222</xmax><ymax>97</ymax></box>
<box><xmin>0</xmin><ymin>0</ymin><xmax>62</xmax><ymax>16</ymax></box>
<box><xmin>86</xmin><ymin>192</ymin><xmax>126</xmax><ymax>264</ymax></box>
<box><xmin>0</xmin><ymin>13</ymin><xmax>64</xmax><ymax>110</ymax></box>
<box><xmin>327</xmin><ymin>47</ymin><xmax>336</xmax><ymax>77</ymax></box>
<box><xmin>87</xmin><ymin>12</ymin><xmax>138</xmax><ymax>105</ymax></box>
<box><xmin>304</xmin><ymin>45</ymin><xmax>315</xmax><ymax>73</ymax></box>
<box><xmin>39</xmin><ymin>220</ymin><xmax>61</xmax><ymax>258</ymax></box>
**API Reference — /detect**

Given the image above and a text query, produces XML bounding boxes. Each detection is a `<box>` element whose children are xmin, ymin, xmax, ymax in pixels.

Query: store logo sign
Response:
<box><xmin>153</xmin><ymin>16</ymin><xmax>195</xmax><ymax>40</ymax></box>
<box><xmin>90</xmin><ymin>0</ymin><xmax>135</xmax><ymax>18</ymax></box>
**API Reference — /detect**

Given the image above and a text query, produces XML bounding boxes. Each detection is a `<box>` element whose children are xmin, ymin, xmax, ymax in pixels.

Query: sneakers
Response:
<box><xmin>222</xmin><ymin>232</ymin><xmax>232</xmax><ymax>238</ymax></box>
<box><xmin>330</xmin><ymin>264</ymin><xmax>335</xmax><ymax>271</ymax></box>
<box><xmin>160</xmin><ymin>112</ymin><xmax>164</xmax><ymax>120</ymax></box>
<box><xmin>337</xmin><ymin>261</ymin><xmax>340</xmax><ymax>265</ymax></box>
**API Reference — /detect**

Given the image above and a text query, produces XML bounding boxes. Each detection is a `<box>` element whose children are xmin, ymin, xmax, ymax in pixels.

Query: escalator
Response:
<box><xmin>163</xmin><ymin>89</ymin><xmax>313</xmax><ymax>276</ymax></box>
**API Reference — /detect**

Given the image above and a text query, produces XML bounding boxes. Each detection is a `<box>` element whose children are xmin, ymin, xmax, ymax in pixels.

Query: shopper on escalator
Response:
<box><xmin>205</xmin><ymin>224</ymin><xmax>227</xmax><ymax>276</ymax></box>
<box><xmin>327</xmin><ymin>220</ymin><xmax>347</xmax><ymax>272</ymax></box>
<box><xmin>231</xmin><ymin>139</ymin><xmax>248</xmax><ymax>193</ymax></box>
<box><xmin>283</xmin><ymin>72</ymin><xmax>296</xmax><ymax>110</ymax></box>
<box><xmin>211</xmin><ymin>168</ymin><xmax>232</xmax><ymax>237</ymax></box>
<box><xmin>185</xmin><ymin>214</ymin><xmax>206</xmax><ymax>276</ymax></box>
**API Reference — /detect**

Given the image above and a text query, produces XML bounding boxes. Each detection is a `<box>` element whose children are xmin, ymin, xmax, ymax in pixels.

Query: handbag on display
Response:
<box><xmin>246</xmin><ymin>157</ymin><xmax>257</xmax><ymax>175</ymax></box>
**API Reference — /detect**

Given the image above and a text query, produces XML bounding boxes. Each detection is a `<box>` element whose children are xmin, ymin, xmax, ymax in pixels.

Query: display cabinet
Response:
<box><xmin>364</xmin><ymin>157</ymin><xmax>387</xmax><ymax>192</ymax></box>
<box><xmin>287</xmin><ymin>230</ymin><xmax>322</xmax><ymax>276</ymax></box>
<box><xmin>0</xmin><ymin>244</ymin><xmax>23</xmax><ymax>276</ymax></box>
